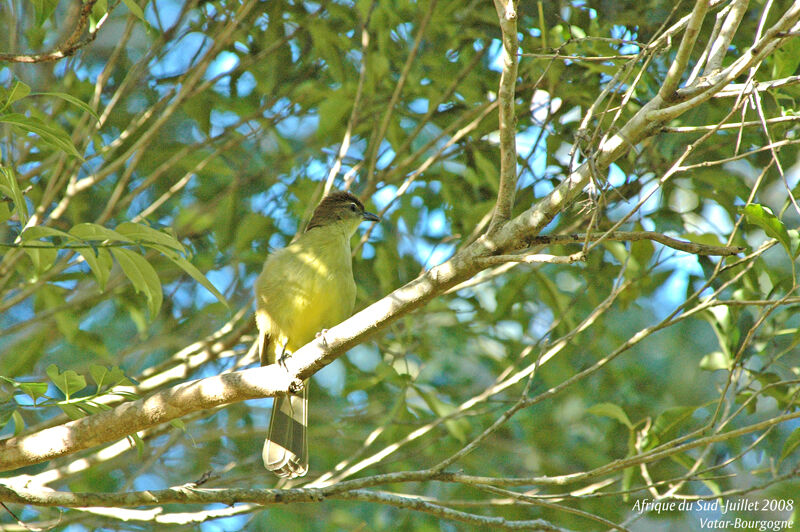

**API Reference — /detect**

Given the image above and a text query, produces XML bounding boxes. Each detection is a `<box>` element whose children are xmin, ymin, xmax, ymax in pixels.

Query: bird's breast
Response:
<box><xmin>256</xmin><ymin>231</ymin><xmax>356</xmax><ymax>354</ymax></box>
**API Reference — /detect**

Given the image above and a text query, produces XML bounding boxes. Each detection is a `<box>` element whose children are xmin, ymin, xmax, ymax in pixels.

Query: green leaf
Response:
<box><xmin>0</xmin><ymin>113</ymin><xmax>82</xmax><ymax>159</ymax></box>
<box><xmin>128</xmin><ymin>431</ymin><xmax>145</xmax><ymax>457</ymax></box>
<box><xmin>151</xmin><ymin>244</ymin><xmax>229</xmax><ymax>308</ymax></box>
<box><xmin>120</xmin><ymin>0</ymin><xmax>147</xmax><ymax>23</ymax></box>
<box><xmin>89</xmin><ymin>364</ymin><xmax>110</xmax><ymax>391</ymax></box>
<box><xmin>114</xmin><ymin>390</ymin><xmax>141</xmax><ymax>400</ymax></box>
<box><xmin>46</xmin><ymin>364</ymin><xmax>87</xmax><ymax>400</ymax></box>
<box><xmin>740</xmin><ymin>204</ymin><xmax>793</xmax><ymax>258</ymax></box>
<box><xmin>71</xmin><ymin>330</ymin><xmax>111</xmax><ymax>359</ymax></box>
<box><xmin>111</xmin><ymin>247</ymin><xmax>163</xmax><ymax>318</ymax></box>
<box><xmin>18</xmin><ymin>381</ymin><xmax>50</xmax><ymax>404</ymax></box>
<box><xmin>24</xmin><ymin>241</ymin><xmax>57</xmax><ymax>275</ymax></box>
<box><xmin>587</xmin><ymin>402</ymin><xmax>633</xmax><ymax>429</ymax></box>
<box><xmin>318</xmin><ymin>94</ymin><xmax>352</xmax><ymax>137</ymax></box>
<box><xmin>471</xmin><ymin>149</ymin><xmax>499</xmax><ymax>193</ymax></box>
<box><xmin>21</xmin><ymin>226</ymin><xmax>76</xmax><ymax>242</ymax></box>
<box><xmin>374</xmin><ymin>246</ymin><xmax>396</xmax><ymax>294</ymax></box>
<box><xmin>71</xmin><ymin>400</ymin><xmax>111</xmax><ymax>415</ymax></box>
<box><xmin>772</xmin><ymin>34</ymin><xmax>800</xmax><ymax>78</ymax></box>
<box><xmin>414</xmin><ymin>385</ymin><xmax>469</xmax><ymax>442</ymax></box>
<box><xmin>90</xmin><ymin>364</ymin><xmax>132</xmax><ymax>392</ymax></box>
<box><xmin>31</xmin><ymin>91</ymin><xmax>100</xmax><ymax>121</ymax></box>
<box><xmin>643</xmin><ymin>405</ymin><xmax>700</xmax><ymax>449</ymax></box>
<box><xmin>116</xmin><ymin>222</ymin><xmax>185</xmax><ymax>252</ymax></box>
<box><xmin>1</xmin><ymin>80</ymin><xmax>31</xmax><ymax>111</ymax></box>
<box><xmin>58</xmin><ymin>403</ymin><xmax>86</xmax><ymax>420</ymax></box>
<box><xmin>32</xmin><ymin>0</ymin><xmax>59</xmax><ymax>26</ymax></box>
<box><xmin>0</xmin><ymin>166</ymin><xmax>29</xmax><ymax>225</ymax></box>
<box><xmin>0</xmin><ymin>376</ymin><xmax>49</xmax><ymax>404</ymax></box>
<box><xmin>70</xmin><ymin>222</ymin><xmax>132</xmax><ymax>243</ymax></box>
<box><xmin>779</xmin><ymin>426</ymin><xmax>800</xmax><ymax>463</ymax></box>
<box><xmin>700</xmin><ymin>351</ymin><xmax>731</xmax><ymax>371</ymax></box>
<box><xmin>0</xmin><ymin>403</ymin><xmax>16</xmax><ymax>430</ymax></box>
<box><xmin>789</xmin><ymin>229</ymin><xmax>800</xmax><ymax>259</ymax></box>
<box><xmin>630</xmin><ymin>222</ymin><xmax>654</xmax><ymax>267</ymax></box>
<box><xmin>77</xmin><ymin>247</ymin><xmax>113</xmax><ymax>290</ymax></box>
<box><xmin>90</xmin><ymin>0</ymin><xmax>108</xmax><ymax>25</ymax></box>
<box><xmin>0</xmin><ymin>201</ymin><xmax>11</xmax><ymax>225</ymax></box>
<box><xmin>11</xmin><ymin>410</ymin><xmax>25</xmax><ymax>435</ymax></box>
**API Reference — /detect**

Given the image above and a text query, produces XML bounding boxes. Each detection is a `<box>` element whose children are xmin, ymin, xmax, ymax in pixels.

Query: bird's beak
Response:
<box><xmin>362</xmin><ymin>211</ymin><xmax>380</xmax><ymax>223</ymax></box>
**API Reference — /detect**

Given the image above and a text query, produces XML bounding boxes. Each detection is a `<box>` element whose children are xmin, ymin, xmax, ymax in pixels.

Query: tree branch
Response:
<box><xmin>0</xmin><ymin>484</ymin><xmax>564</xmax><ymax>530</ymax></box>
<box><xmin>658</xmin><ymin>0</ymin><xmax>709</xmax><ymax>98</ymax></box>
<box><xmin>526</xmin><ymin>231</ymin><xmax>745</xmax><ymax>256</ymax></box>
<box><xmin>476</xmin><ymin>251</ymin><xmax>586</xmax><ymax>266</ymax></box>
<box><xmin>704</xmin><ymin>0</ymin><xmax>749</xmax><ymax>73</ymax></box>
<box><xmin>0</xmin><ymin>0</ymin><xmax>102</xmax><ymax>63</ymax></box>
<box><xmin>488</xmin><ymin>0</ymin><xmax>520</xmax><ymax>232</ymax></box>
<box><xmin>0</xmin><ymin>365</ymin><xmax>291</xmax><ymax>472</ymax></box>
<box><xmin>476</xmin><ymin>230</ymin><xmax>744</xmax><ymax>268</ymax></box>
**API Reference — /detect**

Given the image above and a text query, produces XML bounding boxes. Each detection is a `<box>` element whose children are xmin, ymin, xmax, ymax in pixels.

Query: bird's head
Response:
<box><xmin>305</xmin><ymin>191</ymin><xmax>380</xmax><ymax>235</ymax></box>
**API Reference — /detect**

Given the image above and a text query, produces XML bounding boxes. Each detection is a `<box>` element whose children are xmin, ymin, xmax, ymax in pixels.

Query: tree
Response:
<box><xmin>1</xmin><ymin>0</ymin><xmax>800</xmax><ymax>530</ymax></box>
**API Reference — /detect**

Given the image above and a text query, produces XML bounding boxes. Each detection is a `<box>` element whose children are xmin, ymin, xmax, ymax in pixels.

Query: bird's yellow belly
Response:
<box><xmin>256</xmin><ymin>238</ymin><xmax>356</xmax><ymax>357</ymax></box>
<box><xmin>280</xmin><ymin>274</ymin><xmax>352</xmax><ymax>350</ymax></box>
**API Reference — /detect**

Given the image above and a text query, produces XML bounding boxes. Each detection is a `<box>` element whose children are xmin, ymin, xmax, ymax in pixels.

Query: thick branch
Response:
<box><xmin>0</xmin><ymin>484</ymin><xmax>561</xmax><ymax>530</ymax></box>
<box><xmin>0</xmin><ymin>365</ymin><xmax>291</xmax><ymax>472</ymax></box>
<box><xmin>488</xmin><ymin>0</ymin><xmax>520</xmax><ymax>232</ymax></box>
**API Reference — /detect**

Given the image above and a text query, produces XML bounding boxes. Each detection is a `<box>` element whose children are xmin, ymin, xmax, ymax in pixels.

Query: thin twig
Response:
<box><xmin>0</xmin><ymin>0</ymin><xmax>102</xmax><ymax>63</ymax></box>
<box><xmin>528</xmin><ymin>231</ymin><xmax>745</xmax><ymax>256</ymax></box>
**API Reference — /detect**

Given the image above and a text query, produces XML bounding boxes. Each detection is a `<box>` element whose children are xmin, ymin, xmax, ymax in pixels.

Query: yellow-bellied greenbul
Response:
<box><xmin>255</xmin><ymin>191</ymin><xmax>379</xmax><ymax>478</ymax></box>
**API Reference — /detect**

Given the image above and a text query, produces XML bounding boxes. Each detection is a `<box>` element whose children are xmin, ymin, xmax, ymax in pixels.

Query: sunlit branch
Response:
<box><xmin>705</xmin><ymin>0</ymin><xmax>749</xmax><ymax>73</ymax></box>
<box><xmin>0</xmin><ymin>365</ymin><xmax>291</xmax><ymax>471</ymax></box>
<box><xmin>659</xmin><ymin>0</ymin><xmax>710</xmax><ymax>98</ymax></box>
<box><xmin>488</xmin><ymin>0</ymin><xmax>520</xmax><ymax>232</ymax></box>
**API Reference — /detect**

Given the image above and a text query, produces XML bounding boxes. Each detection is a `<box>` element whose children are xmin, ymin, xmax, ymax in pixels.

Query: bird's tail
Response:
<box><xmin>263</xmin><ymin>383</ymin><xmax>308</xmax><ymax>478</ymax></box>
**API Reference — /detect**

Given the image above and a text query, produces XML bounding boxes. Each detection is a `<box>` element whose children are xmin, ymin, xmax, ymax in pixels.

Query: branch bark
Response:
<box><xmin>0</xmin><ymin>0</ymin><xmax>102</xmax><ymax>63</ymax></box>
<box><xmin>488</xmin><ymin>0</ymin><xmax>520</xmax><ymax>232</ymax></box>
<box><xmin>658</xmin><ymin>0</ymin><xmax>710</xmax><ymax>98</ymax></box>
<box><xmin>527</xmin><ymin>231</ymin><xmax>745</xmax><ymax>256</ymax></box>
<box><xmin>0</xmin><ymin>365</ymin><xmax>291</xmax><ymax>471</ymax></box>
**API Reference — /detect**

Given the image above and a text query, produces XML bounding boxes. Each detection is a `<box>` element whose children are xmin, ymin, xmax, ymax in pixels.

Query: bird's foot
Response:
<box><xmin>277</xmin><ymin>349</ymin><xmax>294</xmax><ymax>370</ymax></box>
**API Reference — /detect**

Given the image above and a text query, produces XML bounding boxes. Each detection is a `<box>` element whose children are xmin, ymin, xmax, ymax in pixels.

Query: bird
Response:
<box><xmin>255</xmin><ymin>190</ymin><xmax>380</xmax><ymax>478</ymax></box>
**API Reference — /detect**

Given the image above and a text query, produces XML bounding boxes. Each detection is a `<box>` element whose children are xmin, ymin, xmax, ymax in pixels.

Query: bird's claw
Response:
<box><xmin>277</xmin><ymin>350</ymin><xmax>293</xmax><ymax>370</ymax></box>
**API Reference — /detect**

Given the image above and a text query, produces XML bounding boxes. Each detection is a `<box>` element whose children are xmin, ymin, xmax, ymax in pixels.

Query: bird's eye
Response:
<box><xmin>349</xmin><ymin>203</ymin><xmax>358</xmax><ymax>212</ymax></box>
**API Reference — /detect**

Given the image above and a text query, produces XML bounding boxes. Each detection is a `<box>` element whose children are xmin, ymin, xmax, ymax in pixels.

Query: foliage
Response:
<box><xmin>1</xmin><ymin>0</ymin><xmax>800</xmax><ymax>530</ymax></box>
